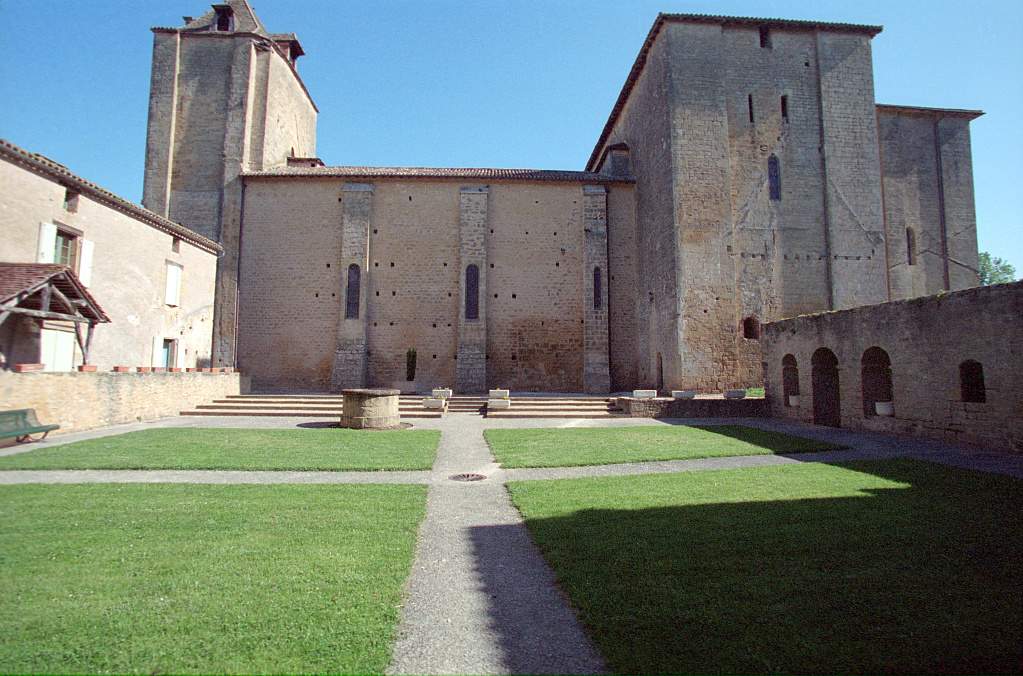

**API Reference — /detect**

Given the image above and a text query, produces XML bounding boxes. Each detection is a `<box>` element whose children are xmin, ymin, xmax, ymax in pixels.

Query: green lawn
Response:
<box><xmin>507</xmin><ymin>459</ymin><xmax>1023</xmax><ymax>674</ymax></box>
<box><xmin>484</xmin><ymin>425</ymin><xmax>843</xmax><ymax>468</ymax></box>
<box><xmin>0</xmin><ymin>428</ymin><xmax>440</xmax><ymax>471</ymax></box>
<box><xmin>746</xmin><ymin>386</ymin><xmax>766</xmax><ymax>397</ymax></box>
<box><xmin>0</xmin><ymin>483</ymin><xmax>426</xmax><ymax>674</ymax></box>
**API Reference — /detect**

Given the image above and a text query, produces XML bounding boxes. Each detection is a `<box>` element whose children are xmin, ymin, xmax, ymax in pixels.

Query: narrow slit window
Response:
<box><xmin>781</xmin><ymin>95</ymin><xmax>789</xmax><ymax>123</ymax></box>
<box><xmin>748</xmin><ymin>94</ymin><xmax>755</xmax><ymax>124</ymax></box>
<box><xmin>593</xmin><ymin>267</ymin><xmax>603</xmax><ymax>309</ymax></box>
<box><xmin>759</xmin><ymin>26</ymin><xmax>772</xmax><ymax>49</ymax></box>
<box><xmin>345</xmin><ymin>264</ymin><xmax>360</xmax><ymax>319</ymax></box>
<box><xmin>906</xmin><ymin>228</ymin><xmax>917</xmax><ymax>266</ymax></box>
<box><xmin>768</xmin><ymin>155</ymin><xmax>781</xmax><ymax>201</ymax></box>
<box><xmin>465</xmin><ymin>264</ymin><xmax>479</xmax><ymax>320</ymax></box>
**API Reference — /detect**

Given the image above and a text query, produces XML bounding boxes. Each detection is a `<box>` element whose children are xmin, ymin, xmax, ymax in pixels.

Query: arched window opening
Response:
<box><xmin>811</xmin><ymin>347</ymin><xmax>840</xmax><ymax>427</ymax></box>
<box><xmin>214</xmin><ymin>6</ymin><xmax>234</xmax><ymax>31</ymax></box>
<box><xmin>593</xmin><ymin>267</ymin><xmax>603</xmax><ymax>309</ymax></box>
<box><xmin>406</xmin><ymin>348</ymin><xmax>417</xmax><ymax>382</ymax></box>
<box><xmin>768</xmin><ymin>154</ymin><xmax>781</xmax><ymax>201</ymax></box>
<box><xmin>960</xmin><ymin>360</ymin><xmax>986</xmax><ymax>403</ymax></box>
<box><xmin>782</xmin><ymin>354</ymin><xmax>799</xmax><ymax>407</ymax></box>
<box><xmin>344</xmin><ymin>264</ymin><xmax>360</xmax><ymax>319</ymax></box>
<box><xmin>861</xmin><ymin>346</ymin><xmax>893</xmax><ymax>417</ymax></box>
<box><xmin>906</xmin><ymin>228</ymin><xmax>917</xmax><ymax>266</ymax></box>
<box><xmin>742</xmin><ymin>316</ymin><xmax>760</xmax><ymax>340</ymax></box>
<box><xmin>465</xmin><ymin>264</ymin><xmax>480</xmax><ymax>320</ymax></box>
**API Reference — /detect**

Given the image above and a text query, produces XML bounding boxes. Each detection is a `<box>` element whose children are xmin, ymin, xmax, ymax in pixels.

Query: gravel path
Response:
<box><xmin>386</xmin><ymin>416</ymin><xmax>606</xmax><ymax>675</ymax></box>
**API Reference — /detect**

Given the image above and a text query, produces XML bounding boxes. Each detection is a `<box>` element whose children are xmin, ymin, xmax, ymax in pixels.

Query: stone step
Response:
<box><xmin>196</xmin><ymin>403</ymin><xmax>427</xmax><ymax>411</ymax></box>
<box><xmin>485</xmin><ymin>411</ymin><xmax>624</xmax><ymax>419</ymax></box>
<box><xmin>180</xmin><ymin>409</ymin><xmax>443</xmax><ymax>418</ymax></box>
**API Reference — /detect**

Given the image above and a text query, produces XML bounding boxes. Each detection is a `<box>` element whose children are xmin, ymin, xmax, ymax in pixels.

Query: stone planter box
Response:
<box><xmin>423</xmin><ymin>397</ymin><xmax>447</xmax><ymax>411</ymax></box>
<box><xmin>341</xmin><ymin>388</ymin><xmax>401</xmax><ymax>429</ymax></box>
<box><xmin>671</xmin><ymin>390</ymin><xmax>697</xmax><ymax>399</ymax></box>
<box><xmin>724</xmin><ymin>389</ymin><xmax>747</xmax><ymax>400</ymax></box>
<box><xmin>875</xmin><ymin>401</ymin><xmax>895</xmax><ymax>417</ymax></box>
<box><xmin>489</xmin><ymin>389</ymin><xmax>510</xmax><ymax>399</ymax></box>
<box><xmin>632</xmin><ymin>389</ymin><xmax>657</xmax><ymax>399</ymax></box>
<box><xmin>787</xmin><ymin>395</ymin><xmax>801</xmax><ymax>407</ymax></box>
<box><xmin>432</xmin><ymin>388</ymin><xmax>453</xmax><ymax>399</ymax></box>
<box><xmin>488</xmin><ymin>398</ymin><xmax>511</xmax><ymax>410</ymax></box>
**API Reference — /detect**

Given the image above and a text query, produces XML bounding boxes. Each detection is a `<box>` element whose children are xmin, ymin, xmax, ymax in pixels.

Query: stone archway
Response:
<box><xmin>811</xmin><ymin>347</ymin><xmax>840</xmax><ymax>427</ymax></box>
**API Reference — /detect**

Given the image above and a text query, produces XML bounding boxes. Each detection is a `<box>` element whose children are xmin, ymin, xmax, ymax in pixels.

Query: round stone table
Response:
<box><xmin>341</xmin><ymin>388</ymin><xmax>401</xmax><ymax>429</ymax></box>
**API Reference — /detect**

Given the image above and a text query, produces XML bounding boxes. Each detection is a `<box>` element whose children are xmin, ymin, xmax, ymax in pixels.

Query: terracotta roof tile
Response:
<box><xmin>0</xmin><ymin>263</ymin><xmax>109</xmax><ymax>323</ymax></box>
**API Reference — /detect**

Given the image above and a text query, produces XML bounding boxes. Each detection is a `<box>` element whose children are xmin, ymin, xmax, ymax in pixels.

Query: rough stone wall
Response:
<box><xmin>582</xmin><ymin>186</ymin><xmax>611</xmax><ymax>393</ymax></box>
<box><xmin>456</xmin><ymin>187</ymin><xmax>488</xmax><ymax>393</ymax></box>
<box><xmin>597</xmin><ymin>31</ymin><xmax>675</xmax><ymax>391</ymax></box>
<box><xmin>0</xmin><ymin>157</ymin><xmax>217</xmax><ymax>370</ymax></box>
<box><xmin>605</xmin><ymin>184</ymin><xmax>638</xmax><ymax>391</ymax></box>
<box><xmin>762</xmin><ymin>281</ymin><xmax>1023</xmax><ymax>452</ymax></box>
<box><xmin>237</xmin><ymin>178</ymin><xmax>623</xmax><ymax>393</ymax></box>
<box><xmin>816</xmin><ymin>32</ymin><xmax>888</xmax><ymax>309</ymax></box>
<box><xmin>330</xmin><ymin>183</ymin><xmax>373</xmax><ymax>391</ymax></box>
<box><xmin>0</xmin><ymin>371</ymin><xmax>248</xmax><ymax>436</ymax></box>
<box><xmin>141</xmin><ymin>26</ymin><xmax>318</xmax><ymax>370</ymax></box>
<box><xmin>877</xmin><ymin>110</ymin><xmax>981</xmax><ymax>298</ymax></box>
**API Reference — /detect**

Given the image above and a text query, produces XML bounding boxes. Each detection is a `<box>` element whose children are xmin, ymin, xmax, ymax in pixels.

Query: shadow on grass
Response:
<box><xmin>482</xmin><ymin>460</ymin><xmax>1022</xmax><ymax>674</ymax></box>
<box><xmin>689</xmin><ymin>424</ymin><xmax>847</xmax><ymax>453</ymax></box>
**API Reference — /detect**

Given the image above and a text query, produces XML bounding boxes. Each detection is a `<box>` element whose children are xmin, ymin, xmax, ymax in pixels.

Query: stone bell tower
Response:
<box><xmin>141</xmin><ymin>0</ymin><xmax>318</xmax><ymax>366</ymax></box>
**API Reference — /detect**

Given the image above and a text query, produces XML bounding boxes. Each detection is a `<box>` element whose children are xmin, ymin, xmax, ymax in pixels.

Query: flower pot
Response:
<box><xmin>787</xmin><ymin>395</ymin><xmax>800</xmax><ymax>407</ymax></box>
<box><xmin>875</xmin><ymin>401</ymin><xmax>894</xmax><ymax>417</ymax></box>
<box><xmin>671</xmin><ymin>390</ymin><xmax>697</xmax><ymax>399</ymax></box>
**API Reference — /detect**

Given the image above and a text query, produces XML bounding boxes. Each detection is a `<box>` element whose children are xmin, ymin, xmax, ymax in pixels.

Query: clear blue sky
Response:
<box><xmin>1</xmin><ymin>0</ymin><xmax>1020</xmax><ymax>274</ymax></box>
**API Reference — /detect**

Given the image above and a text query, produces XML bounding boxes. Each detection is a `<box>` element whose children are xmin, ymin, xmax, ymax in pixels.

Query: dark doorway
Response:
<box><xmin>656</xmin><ymin>352</ymin><xmax>664</xmax><ymax>393</ymax></box>
<box><xmin>811</xmin><ymin>347</ymin><xmax>840</xmax><ymax>427</ymax></box>
<box><xmin>861</xmin><ymin>346</ymin><xmax>893</xmax><ymax>417</ymax></box>
<box><xmin>781</xmin><ymin>354</ymin><xmax>799</xmax><ymax>406</ymax></box>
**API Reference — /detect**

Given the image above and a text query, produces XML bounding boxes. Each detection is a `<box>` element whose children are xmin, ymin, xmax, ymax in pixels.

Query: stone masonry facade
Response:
<box><xmin>761</xmin><ymin>282</ymin><xmax>1023</xmax><ymax>452</ymax></box>
<box><xmin>139</xmin><ymin>3</ymin><xmax>985</xmax><ymax>393</ymax></box>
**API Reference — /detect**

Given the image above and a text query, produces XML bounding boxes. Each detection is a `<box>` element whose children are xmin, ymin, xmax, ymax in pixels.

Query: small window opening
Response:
<box><xmin>759</xmin><ymin>26</ymin><xmax>772</xmax><ymax>49</ymax></box>
<box><xmin>406</xmin><ymin>348</ymin><xmax>417</xmax><ymax>382</ymax></box>
<box><xmin>465</xmin><ymin>264</ymin><xmax>480</xmax><ymax>320</ymax></box>
<box><xmin>742</xmin><ymin>316</ymin><xmax>760</xmax><ymax>340</ymax></box>
<box><xmin>748</xmin><ymin>94</ymin><xmax>755</xmax><ymax>124</ymax></box>
<box><xmin>593</xmin><ymin>267</ymin><xmax>603</xmax><ymax>309</ymax></box>
<box><xmin>781</xmin><ymin>95</ymin><xmax>789</xmax><ymax>123</ymax></box>
<box><xmin>906</xmin><ymin>228</ymin><xmax>917</xmax><ymax>266</ymax></box>
<box><xmin>768</xmin><ymin>154</ymin><xmax>781</xmax><ymax>201</ymax></box>
<box><xmin>959</xmin><ymin>360</ymin><xmax>986</xmax><ymax>403</ymax></box>
<box><xmin>171</xmin><ymin>237</ymin><xmax>181</xmax><ymax>253</ymax></box>
<box><xmin>345</xmin><ymin>264</ymin><xmax>360</xmax><ymax>319</ymax></box>
<box><xmin>782</xmin><ymin>354</ymin><xmax>800</xmax><ymax>406</ymax></box>
<box><xmin>861</xmin><ymin>346</ymin><xmax>893</xmax><ymax>417</ymax></box>
<box><xmin>214</xmin><ymin>6</ymin><xmax>233</xmax><ymax>31</ymax></box>
<box><xmin>54</xmin><ymin>229</ymin><xmax>79</xmax><ymax>270</ymax></box>
<box><xmin>63</xmin><ymin>189</ymin><xmax>79</xmax><ymax>213</ymax></box>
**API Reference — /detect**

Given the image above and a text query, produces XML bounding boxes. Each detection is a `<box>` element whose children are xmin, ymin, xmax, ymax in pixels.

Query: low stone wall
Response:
<box><xmin>614</xmin><ymin>397</ymin><xmax>767</xmax><ymax>418</ymax></box>
<box><xmin>761</xmin><ymin>281</ymin><xmax>1023</xmax><ymax>452</ymax></box>
<box><xmin>0</xmin><ymin>371</ymin><xmax>250</xmax><ymax>435</ymax></box>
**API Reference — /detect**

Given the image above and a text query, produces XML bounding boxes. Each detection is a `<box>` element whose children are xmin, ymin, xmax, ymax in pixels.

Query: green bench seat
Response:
<box><xmin>0</xmin><ymin>409</ymin><xmax>60</xmax><ymax>443</ymax></box>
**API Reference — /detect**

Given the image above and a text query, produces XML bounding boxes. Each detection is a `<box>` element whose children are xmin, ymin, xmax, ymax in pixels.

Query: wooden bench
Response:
<box><xmin>0</xmin><ymin>409</ymin><xmax>60</xmax><ymax>443</ymax></box>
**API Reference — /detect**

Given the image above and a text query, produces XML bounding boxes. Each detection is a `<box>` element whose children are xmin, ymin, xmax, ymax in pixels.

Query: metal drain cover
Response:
<box><xmin>449</xmin><ymin>472</ymin><xmax>487</xmax><ymax>482</ymax></box>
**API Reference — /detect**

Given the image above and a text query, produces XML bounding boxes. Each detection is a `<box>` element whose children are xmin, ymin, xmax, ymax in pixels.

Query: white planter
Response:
<box><xmin>724</xmin><ymin>389</ymin><xmax>747</xmax><ymax>400</ymax></box>
<box><xmin>432</xmin><ymin>388</ymin><xmax>452</xmax><ymax>399</ymax></box>
<box><xmin>875</xmin><ymin>401</ymin><xmax>894</xmax><ymax>417</ymax></box>
<box><xmin>787</xmin><ymin>395</ymin><xmax>801</xmax><ymax>407</ymax></box>
<box><xmin>488</xmin><ymin>389</ymin><xmax>510</xmax><ymax>400</ymax></box>
<box><xmin>632</xmin><ymin>389</ymin><xmax>657</xmax><ymax>399</ymax></box>
<box><xmin>671</xmin><ymin>390</ymin><xmax>697</xmax><ymax>399</ymax></box>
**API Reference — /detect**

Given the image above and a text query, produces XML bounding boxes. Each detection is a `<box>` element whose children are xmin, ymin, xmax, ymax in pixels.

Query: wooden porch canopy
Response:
<box><xmin>0</xmin><ymin>263</ymin><xmax>110</xmax><ymax>365</ymax></box>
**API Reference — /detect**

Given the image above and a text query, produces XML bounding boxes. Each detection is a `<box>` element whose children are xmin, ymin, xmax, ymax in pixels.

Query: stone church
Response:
<box><xmin>142</xmin><ymin>0</ymin><xmax>982</xmax><ymax>393</ymax></box>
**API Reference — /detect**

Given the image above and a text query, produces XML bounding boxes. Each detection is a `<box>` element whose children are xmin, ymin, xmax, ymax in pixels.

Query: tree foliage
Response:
<box><xmin>978</xmin><ymin>251</ymin><xmax>1017</xmax><ymax>285</ymax></box>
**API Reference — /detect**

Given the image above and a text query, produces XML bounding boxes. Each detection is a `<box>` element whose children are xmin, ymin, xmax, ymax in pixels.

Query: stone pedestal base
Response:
<box><xmin>341</xmin><ymin>388</ymin><xmax>401</xmax><ymax>429</ymax></box>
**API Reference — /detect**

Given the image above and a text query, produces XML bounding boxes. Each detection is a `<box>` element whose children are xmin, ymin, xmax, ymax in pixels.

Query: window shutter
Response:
<box><xmin>152</xmin><ymin>336</ymin><xmax>164</xmax><ymax>367</ymax></box>
<box><xmin>78</xmin><ymin>239</ymin><xmax>95</xmax><ymax>286</ymax></box>
<box><xmin>175</xmin><ymin>342</ymin><xmax>186</xmax><ymax>369</ymax></box>
<box><xmin>37</xmin><ymin>223</ymin><xmax>57</xmax><ymax>263</ymax></box>
<box><xmin>165</xmin><ymin>263</ymin><xmax>182</xmax><ymax>306</ymax></box>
